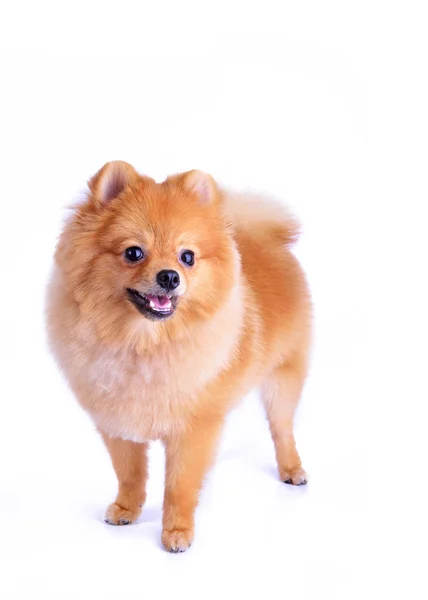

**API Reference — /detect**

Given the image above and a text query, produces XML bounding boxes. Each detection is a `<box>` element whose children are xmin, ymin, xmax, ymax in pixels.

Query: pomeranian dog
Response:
<box><xmin>46</xmin><ymin>161</ymin><xmax>311</xmax><ymax>552</ymax></box>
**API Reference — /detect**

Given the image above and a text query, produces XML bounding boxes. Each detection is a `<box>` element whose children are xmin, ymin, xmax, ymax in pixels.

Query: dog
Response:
<box><xmin>46</xmin><ymin>161</ymin><xmax>311</xmax><ymax>552</ymax></box>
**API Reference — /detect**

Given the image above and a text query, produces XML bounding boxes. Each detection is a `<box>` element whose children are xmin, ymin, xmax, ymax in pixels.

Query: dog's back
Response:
<box><xmin>224</xmin><ymin>191</ymin><xmax>311</xmax><ymax>364</ymax></box>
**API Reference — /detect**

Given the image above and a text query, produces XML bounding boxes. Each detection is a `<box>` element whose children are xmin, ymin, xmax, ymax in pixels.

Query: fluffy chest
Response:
<box><xmin>48</xmin><ymin>273</ymin><xmax>245</xmax><ymax>441</ymax></box>
<box><xmin>62</xmin><ymin>322</ymin><xmax>239</xmax><ymax>441</ymax></box>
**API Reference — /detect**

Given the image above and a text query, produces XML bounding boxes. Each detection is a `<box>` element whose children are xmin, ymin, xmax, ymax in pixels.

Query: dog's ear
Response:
<box><xmin>169</xmin><ymin>170</ymin><xmax>219</xmax><ymax>204</ymax></box>
<box><xmin>88</xmin><ymin>161</ymin><xmax>138</xmax><ymax>207</ymax></box>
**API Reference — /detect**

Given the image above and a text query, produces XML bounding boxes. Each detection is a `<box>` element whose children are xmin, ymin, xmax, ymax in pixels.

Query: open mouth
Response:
<box><xmin>126</xmin><ymin>289</ymin><xmax>178</xmax><ymax>320</ymax></box>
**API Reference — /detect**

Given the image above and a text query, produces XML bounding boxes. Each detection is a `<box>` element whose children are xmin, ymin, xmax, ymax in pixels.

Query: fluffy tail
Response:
<box><xmin>223</xmin><ymin>191</ymin><xmax>301</xmax><ymax>247</ymax></box>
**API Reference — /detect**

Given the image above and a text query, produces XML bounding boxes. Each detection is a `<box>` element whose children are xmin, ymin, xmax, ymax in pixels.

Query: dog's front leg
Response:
<box><xmin>162</xmin><ymin>416</ymin><xmax>223</xmax><ymax>552</ymax></box>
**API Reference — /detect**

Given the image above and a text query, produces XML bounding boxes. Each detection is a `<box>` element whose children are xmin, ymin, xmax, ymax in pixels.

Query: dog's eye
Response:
<box><xmin>125</xmin><ymin>247</ymin><xmax>144</xmax><ymax>262</ymax></box>
<box><xmin>180</xmin><ymin>250</ymin><xmax>195</xmax><ymax>266</ymax></box>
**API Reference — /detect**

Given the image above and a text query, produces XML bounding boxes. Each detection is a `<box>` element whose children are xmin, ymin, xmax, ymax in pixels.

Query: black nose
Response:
<box><xmin>156</xmin><ymin>270</ymin><xmax>180</xmax><ymax>292</ymax></box>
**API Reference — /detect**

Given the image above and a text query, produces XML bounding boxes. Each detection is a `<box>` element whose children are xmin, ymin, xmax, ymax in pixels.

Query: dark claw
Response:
<box><xmin>284</xmin><ymin>478</ymin><xmax>308</xmax><ymax>486</ymax></box>
<box><xmin>169</xmin><ymin>545</ymin><xmax>188</xmax><ymax>553</ymax></box>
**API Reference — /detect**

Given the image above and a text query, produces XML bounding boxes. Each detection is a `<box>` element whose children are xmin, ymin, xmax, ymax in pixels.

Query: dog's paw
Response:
<box><xmin>282</xmin><ymin>466</ymin><xmax>308</xmax><ymax>486</ymax></box>
<box><xmin>104</xmin><ymin>502</ymin><xmax>141</xmax><ymax>526</ymax></box>
<box><xmin>162</xmin><ymin>528</ymin><xmax>194</xmax><ymax>553</ymax></box>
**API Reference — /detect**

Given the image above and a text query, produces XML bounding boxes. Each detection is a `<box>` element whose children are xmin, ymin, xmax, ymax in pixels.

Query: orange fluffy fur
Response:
<box><xmin>46</xmin><ymin>162</ymin><xmax>312</xmax><ymax>552</ymax></box>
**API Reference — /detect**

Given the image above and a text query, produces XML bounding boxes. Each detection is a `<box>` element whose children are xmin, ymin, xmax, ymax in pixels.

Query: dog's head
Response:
<box><xmin>56</xmin><ymin>161</ymin><xmax>238</xmax><ymax>342</ymax></box>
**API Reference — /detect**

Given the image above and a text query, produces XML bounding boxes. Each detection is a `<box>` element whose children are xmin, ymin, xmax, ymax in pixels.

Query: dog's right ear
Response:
<box><xmin>88</xmin><ymin>161</ymin><xmax>138</xmax><ymax>208</ymax></box>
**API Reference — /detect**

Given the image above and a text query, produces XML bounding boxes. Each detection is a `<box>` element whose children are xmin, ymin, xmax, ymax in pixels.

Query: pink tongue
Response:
<box><xmin>146</xmin><ymin>294</ymin><xmax>171</xmax><ymax>308</ymax></box>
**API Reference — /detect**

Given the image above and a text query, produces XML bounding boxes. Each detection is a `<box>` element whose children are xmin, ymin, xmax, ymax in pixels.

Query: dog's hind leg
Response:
<box><xmin>261</xmin><ymin>351</ymin><xmax>308</xmax><ymax>485</ymax></box>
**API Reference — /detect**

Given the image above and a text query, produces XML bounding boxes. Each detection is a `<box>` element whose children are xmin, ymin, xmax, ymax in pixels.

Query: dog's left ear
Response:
<box><xmin>170</xmin><ymin>170</ymin><xmax>219</xmax><ymax>204</ymax></box>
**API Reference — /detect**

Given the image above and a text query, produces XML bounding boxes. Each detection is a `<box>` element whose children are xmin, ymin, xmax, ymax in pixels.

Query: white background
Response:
<box><xmin>1</xmin><ymin>1</ymin><xmax>427</xmax><ymax>598</ymax></box>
